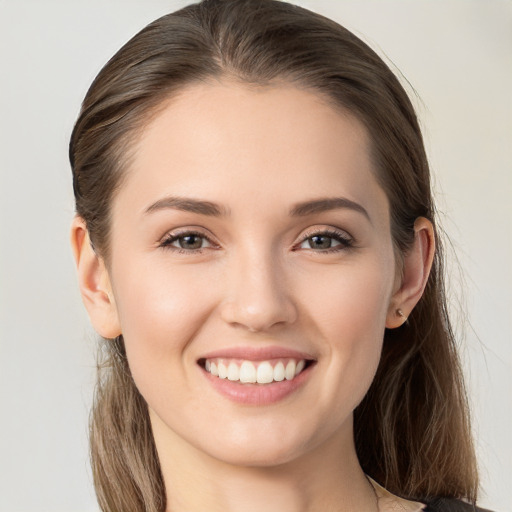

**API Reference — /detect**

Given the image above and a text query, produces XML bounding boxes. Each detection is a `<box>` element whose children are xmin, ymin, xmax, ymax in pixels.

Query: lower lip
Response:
<box><xmin>200</xmin><ymin>363</ymin><xmax>314</xmax><ymax>405</ymax></box>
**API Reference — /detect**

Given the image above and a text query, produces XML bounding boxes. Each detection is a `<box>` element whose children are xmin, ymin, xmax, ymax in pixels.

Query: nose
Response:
<box><xmin>219</xmin><ymin>248</ymin><xmax>298</xmax><ymax>333</ymax></box>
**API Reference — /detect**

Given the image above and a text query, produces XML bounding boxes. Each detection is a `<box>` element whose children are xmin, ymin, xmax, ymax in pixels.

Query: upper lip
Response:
<box><xmin>199</xmin><ymin>345</ymin><xmax>316</xmax><ymax>362</ymax></box>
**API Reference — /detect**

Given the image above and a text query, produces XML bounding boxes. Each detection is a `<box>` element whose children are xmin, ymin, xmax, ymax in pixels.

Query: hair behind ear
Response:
<box><xmin>90</xmin><ymin>336</ymin><xmax>166</xmax><ymax>512</ymax></box>
<box><xmin>355</xmin><ymin>230</ymin><xmax>478</xmax><ymax>502</ymax></box>
<box><xmin>70</xmin><ymin>0</ymin><xmax>479</xmax><ymax>506</ymax></box>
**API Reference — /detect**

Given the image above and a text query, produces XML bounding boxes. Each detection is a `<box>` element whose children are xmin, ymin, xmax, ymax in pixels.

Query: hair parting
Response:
<box><xmin>70</xmin><ymin>1</ymin><xmax>478</xmax><ymax>510</ymax></box>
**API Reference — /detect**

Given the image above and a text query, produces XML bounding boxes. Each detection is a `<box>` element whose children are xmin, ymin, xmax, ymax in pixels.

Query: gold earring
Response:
<box><xmin>397</xmin><ymin>309</ymin><xmax>408</xmax><ymax>323</ymax></box>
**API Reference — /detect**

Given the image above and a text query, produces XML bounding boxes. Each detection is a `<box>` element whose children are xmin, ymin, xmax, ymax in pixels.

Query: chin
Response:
<box><xmin>196</xmin><ymin>416</ymin><xmax>331</xmax><ymax>469</ymax></box>
<box><xmin>211</xmin><ymin>441</ymin><xmax>307</xmax><ymax>468</ymax></box>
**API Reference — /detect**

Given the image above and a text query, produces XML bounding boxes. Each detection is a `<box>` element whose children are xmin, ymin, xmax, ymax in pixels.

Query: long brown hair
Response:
<box><xmin>70</xmin><ymin>1</ymin><xmax>478</xmax><ymax>510</ymax></box>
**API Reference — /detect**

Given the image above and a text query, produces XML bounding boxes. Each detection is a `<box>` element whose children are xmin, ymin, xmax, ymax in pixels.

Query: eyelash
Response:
<box><xmin>294</xmin><ymin>228</ymin><xmax>354</xmax><ymax>254</ymax></box>
<box><xmin>158</xmin><ymin>228</ymin><xmax>354</xmax><ymax>254</ymax></box>
<box><xmin>159</xmin><ymin>230</ymin><xmax>217</xmax><ymax>254</ymax></box>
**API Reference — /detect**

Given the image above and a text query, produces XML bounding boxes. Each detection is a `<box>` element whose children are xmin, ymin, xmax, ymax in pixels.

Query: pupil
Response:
<box><xmin>310</xmin><ymin>235</ymin><xmax>331</xmax><ymax>249</ymax></box>
<box><xmin>179</xmin><ymin>235</ymin><xmax>202</xmax><ymax>249</ymax></box>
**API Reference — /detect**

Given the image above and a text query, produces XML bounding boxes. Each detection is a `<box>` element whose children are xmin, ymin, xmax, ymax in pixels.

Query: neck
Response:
<box><xmin>151</xmin><ymin>412</ymin><xmax>377</xmax><ymax>512</ymax></box>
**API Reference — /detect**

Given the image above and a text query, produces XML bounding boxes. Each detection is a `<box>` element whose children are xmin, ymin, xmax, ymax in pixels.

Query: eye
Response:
<box><xmin>159</xmin><ymin>230</ymin><xmax>216</xmax><ymax>252</ymax></box>
<box><xmin>296</xmin><ymin>229</ymin><xmax>354</xmax><ymax>252</ymax></box>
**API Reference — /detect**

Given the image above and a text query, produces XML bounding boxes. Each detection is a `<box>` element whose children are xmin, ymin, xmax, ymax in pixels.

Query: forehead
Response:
<box><xmin>117</xmin><ymin>80</ymin><xmax>388</xmax><ymax>222</ymax></box>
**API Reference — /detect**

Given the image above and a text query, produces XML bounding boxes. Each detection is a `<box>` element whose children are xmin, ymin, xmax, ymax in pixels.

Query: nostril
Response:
<box><xmin>219</xmin><ymin>277</ymin><xmax>298</xmax><ymax>332</ymax></box>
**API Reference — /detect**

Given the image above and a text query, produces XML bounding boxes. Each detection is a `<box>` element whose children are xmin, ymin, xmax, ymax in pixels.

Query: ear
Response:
<box><xmin>70</xmin><ymin>216</ymin><xmax>122</xmax><ymax>338</ymax></box>
<box><xmin>386</xmin><ymin>217</ymin><xmax>435</xmax><ymax>329</ymax></box>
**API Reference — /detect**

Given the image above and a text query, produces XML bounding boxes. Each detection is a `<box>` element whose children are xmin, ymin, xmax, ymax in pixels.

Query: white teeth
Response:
<box><xmin>204</xmin><ymin>358</ymin><xmax>309</xmax><ymax>384</ymax></box>
<box><xmin>218</xmin><ymin>362</ymin><xmax>227</xmax><ymax>379</ymax></box>
<box><xmin>257</xmin><ymin>361</ymin><xmax>274</xmax><ymax>384</ymax></box>
<box><xmin>285</xmin><ymin>361</ymin><xmax>296</xmax><ymax>380</ymax></box>
<box><xmin>273</xmin><ymin>362</ymin><xmax>285</xmax><ymax>382</ymax></box>
<box><xmin>239</xmin><ymin>361</ymin><xmax>257</xmax><ymax>383</ymax></box>
<box><xmin>227</xmin><ymin>362</ymin><xmax>239</xmax><ymax>381</ymax></box>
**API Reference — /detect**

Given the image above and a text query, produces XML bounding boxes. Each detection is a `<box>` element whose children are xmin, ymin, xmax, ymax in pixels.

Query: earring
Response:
<box><xmin>397</xmin><ymin>309</ymin><xmax>408</xmax><ymax>323</ymax></box>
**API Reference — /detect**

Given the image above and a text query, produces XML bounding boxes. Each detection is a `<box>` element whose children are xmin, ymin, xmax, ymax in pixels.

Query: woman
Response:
<box><xmin>69</xmin><ymin>0</ymin><xmax>490</xmax><ymax>510</ymax></box>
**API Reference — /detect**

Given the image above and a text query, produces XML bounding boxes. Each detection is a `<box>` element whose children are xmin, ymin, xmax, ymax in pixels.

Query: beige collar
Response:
<box><xmin>368</xmin><ymin>477</ymin><xmax>426</xmax><ymax>512</ymax></box>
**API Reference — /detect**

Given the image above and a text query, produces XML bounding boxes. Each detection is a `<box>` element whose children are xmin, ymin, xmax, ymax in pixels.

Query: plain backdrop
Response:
<box><xmin>0</xmin><ymin>1</ymin><xmax>510</xmax><ymax>511</ymax></box>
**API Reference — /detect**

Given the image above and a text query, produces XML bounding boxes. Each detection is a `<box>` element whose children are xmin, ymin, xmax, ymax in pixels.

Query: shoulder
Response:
<box><xmin>423</xmin><ymin>497</ymin><xmax>494</xmax><ymax>512</ymax></box>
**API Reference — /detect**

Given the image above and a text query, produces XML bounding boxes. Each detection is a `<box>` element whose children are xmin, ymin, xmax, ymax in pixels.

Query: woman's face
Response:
<box><xmin>105</xmin><ymin>81</ymin><xmax>399</xmax><ymax>466</ymax></box>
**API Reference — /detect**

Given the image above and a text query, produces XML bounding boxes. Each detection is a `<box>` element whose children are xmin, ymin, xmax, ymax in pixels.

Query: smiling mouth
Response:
<box><xmin>198</xmin><ymin>358</ymin><xmax>314</xmax><ymax>384</ymax></box>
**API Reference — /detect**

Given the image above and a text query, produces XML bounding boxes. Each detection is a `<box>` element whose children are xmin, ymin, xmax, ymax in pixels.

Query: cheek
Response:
<box><xmin>110</xmin><ymin>259</ymin><xmax>218</xmax><ymax>370</ymax></box>
<box><xmin>300</xmin><ymin>254</ymin><xmax>394</xmax><ymax>406</ymax></box>
<box><xmin>301</xmin><ymin>254</ymin><xmax>394</xmax><ymax>340</ymax></box>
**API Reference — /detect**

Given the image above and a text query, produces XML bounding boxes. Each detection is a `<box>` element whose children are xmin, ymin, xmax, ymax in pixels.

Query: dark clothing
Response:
<box><xmin>424</xmin><ymin>497</ymin><xmax>494</xmax><ymax>512</ymax></box>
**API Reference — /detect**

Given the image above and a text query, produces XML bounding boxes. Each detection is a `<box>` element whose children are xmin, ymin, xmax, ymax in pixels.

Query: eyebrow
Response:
<box><xmin>289</xmin><ymin>197</ymin><xmax>371</xmax><ymax>222</ymax></box>
<box><xmin>144</xmin><ymin>195</ymin><xmax>370</xmax><ymax>222</ymax></box>
<box><xmin>144</xmin><ymin>196</ymin><xmax>229</xmax><ymax>217</ymax></box>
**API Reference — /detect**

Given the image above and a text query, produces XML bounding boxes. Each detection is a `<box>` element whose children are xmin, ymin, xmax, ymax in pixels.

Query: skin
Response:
<box><xmin>72</xmin><ymin>80</ymin><xmax>434</xmax><ymax>512</ymax></box>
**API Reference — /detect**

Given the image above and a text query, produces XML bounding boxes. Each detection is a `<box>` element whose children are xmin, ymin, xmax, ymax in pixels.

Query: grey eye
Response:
<box><xmin>301</xmin><ymin>235</ymin><xmax>341</xmax><ymax>250</ymax></box>
<box><xmin>161</xmin><ymin>232</ymin><xmax>214</xmax><ymax>251</ymax></box>
<box><xmin>174</xmin><ymin>234</ymin><xmax>209</xmax><ymax>250</ymax></box>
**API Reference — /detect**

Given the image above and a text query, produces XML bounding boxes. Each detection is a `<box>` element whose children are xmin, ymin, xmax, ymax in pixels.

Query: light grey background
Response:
<box><xmin>0</xmin><ymin>1</ymin><xmax>510</xmax><ymax>511</ymax></box>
